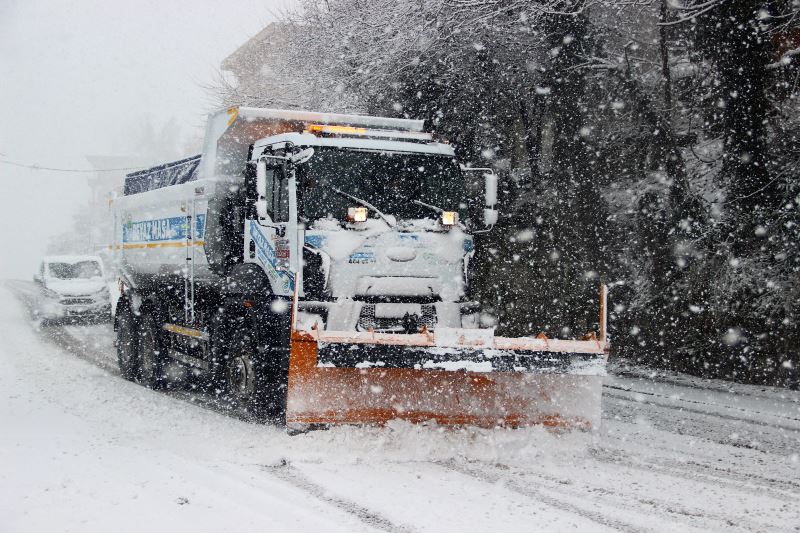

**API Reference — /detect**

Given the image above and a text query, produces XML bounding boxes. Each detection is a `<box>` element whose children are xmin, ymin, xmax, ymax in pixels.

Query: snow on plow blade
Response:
<box><xmin>285</xmin><ymin>328</ymin><xmax>608</xmax><ymax>431</ymax></box>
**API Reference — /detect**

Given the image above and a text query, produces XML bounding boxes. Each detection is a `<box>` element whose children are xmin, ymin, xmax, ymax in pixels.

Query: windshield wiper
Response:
<box><xmin>329</xmin><ymin>186</ymin><xmax>396</xmax><ymax>228</ymax></box>
<box><xmin>413</xmin><ymin>199</ymin><xmax>464</xmax><ymax>228</ymax></box>
<box><xmin>412</xmin><ymin>199</ymin><xmax>446</xmax><ymax>215</ymax></box>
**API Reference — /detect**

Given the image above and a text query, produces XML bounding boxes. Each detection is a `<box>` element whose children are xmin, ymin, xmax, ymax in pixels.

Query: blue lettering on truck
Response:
<box><xmin>249</xmin><ymin>221</ymin><xmax>294</xmax><ymax>293</ymax></box>
<box><xmin>123</xmin><ymin>215</ymin><xmax>206</xmax><ymax>242</ymax></box>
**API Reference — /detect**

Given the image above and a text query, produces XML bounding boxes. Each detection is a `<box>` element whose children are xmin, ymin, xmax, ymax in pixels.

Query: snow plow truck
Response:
<box><xmin>112</xmin><ymin>107</ymin><xmax>608</xmax><ymax>432</ymax></box>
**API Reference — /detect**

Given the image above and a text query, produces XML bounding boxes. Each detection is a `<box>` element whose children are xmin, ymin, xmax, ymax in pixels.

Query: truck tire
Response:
<box><xmin>224</xmin><ymin>324</ymin><xmax>287</xmax><ymax>424</ymax></box>
<box><xmin>116</xmin><ymin>303</ymin><xmax>139</xmax><ymax>381</ymax></box>
<box><xmin>137</xmin><ymin>312</ymin><xmax>165</xmax><ymax>390</ymax></box>
<box><xmin>207</xmin><ymin>307</ymin><xmax>231</xmax><ymax>391</ymax></box>
<box><xmin>260</xmin><ymin>321</ymin><xmax>291</xmax><ymax>425</ymax></box>
<box><xmin>224</xmin><ymin>325</ymin><xmax>265</xmax><ymax>419</ymax></box>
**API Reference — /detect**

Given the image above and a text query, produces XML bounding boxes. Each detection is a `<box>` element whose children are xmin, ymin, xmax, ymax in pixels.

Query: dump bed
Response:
<box><xmin>123</xmin><ymin>155</ymin><xmax>201</xmax><ymax>196</ymax></box>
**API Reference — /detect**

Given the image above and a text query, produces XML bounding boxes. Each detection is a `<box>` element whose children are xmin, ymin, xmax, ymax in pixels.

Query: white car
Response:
<box><xmin>33</xmin><ymin>255</ymin><xmax>112</xmax><ymax>323</ymax></box>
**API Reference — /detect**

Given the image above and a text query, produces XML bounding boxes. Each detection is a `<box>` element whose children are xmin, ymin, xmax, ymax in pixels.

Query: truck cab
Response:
<box><xmin>245</xmin><ymin>128</ymin><xmax>493</xmax><ymax>334</ymax></box>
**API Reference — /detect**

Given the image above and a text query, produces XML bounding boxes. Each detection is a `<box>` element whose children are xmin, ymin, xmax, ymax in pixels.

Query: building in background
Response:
<box><xmin>220</xmin><ymin>22</ymin><xmax>294</xmax><ymax>108</ymax></box>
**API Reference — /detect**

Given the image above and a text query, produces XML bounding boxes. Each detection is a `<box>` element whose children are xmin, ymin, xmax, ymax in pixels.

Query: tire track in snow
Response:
<box><xmin>437</xmin><ymin>461</ymin><xmax>643</xmax><ymax>533</ymax></box>
<box><xmin>6</xmin><ymin>281</ymin><xmax>120</xmax><ymax>374</ymax></box>
<box><xmin>55</xmin><ymin>324</ymin><xmax>256</xmax><ymax>422</ymax></box>
<box><xmin>443</xmin><ymin>461</ymin><xmax>776</xmax><ymax>533</ymax></box>
<box><xmin>590</xmin><ymin>447</ymin><xmax>800</xmax><ymax>503</ymax></box>
<box><xmin>49</xmin><ymin>325</ymin><xmax>120</xmax><ymax>375</ymax></box>
<box><xmin>7</xmin><ymin>285</ymin><xmax>262</xmax><ymax>424</ymax></box>
<box><xmin>603</xmin><ymin>393</ymin><xmax>800</xmax><ymax>455</ymax></box>
<box><xmin>610</xmin><ymin>365</ymin><xmax>800</xmax><ymax>404</ymax></box>
<box><xmin>604</xmin><ymin>385</ymin><xmax>800</xmax><ymax>429</ymax></box>
<box><xmin>260</xmin><ymin>462</ymin><xmax>414</xmax><ymax>533</ymax></box>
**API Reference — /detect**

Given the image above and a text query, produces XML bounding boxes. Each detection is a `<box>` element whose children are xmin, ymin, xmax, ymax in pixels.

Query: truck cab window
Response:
<box><xmin>263</xmin><ymin>146</ymin><xmax>290</xmax><ymax>223</ymax></box>
<box><xmin>263</xmin><ymin>167</ymin><xmax>276</xmax><ymax>220</ymax></box>
<box><xmin>274</xmin><ymin>171</ymin><xmax>289</xmax><ymax>222</ymax></box>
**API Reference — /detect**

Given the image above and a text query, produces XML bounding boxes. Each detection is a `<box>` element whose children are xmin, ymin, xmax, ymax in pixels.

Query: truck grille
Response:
<box><xmin>357</xmin><ymin>304</ymin><xmax>437</xmax><ymax>333</ymax></box>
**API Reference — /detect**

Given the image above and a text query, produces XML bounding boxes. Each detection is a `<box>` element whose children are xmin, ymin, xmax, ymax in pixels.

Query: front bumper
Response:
<box><xmin>38</xmin><ymin>296</ymin><xmax>111</xmax><ymax>320</ymax></box>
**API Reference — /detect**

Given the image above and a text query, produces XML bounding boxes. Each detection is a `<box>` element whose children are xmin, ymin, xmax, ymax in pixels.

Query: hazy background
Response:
<box><xmin>0</xmin><ymin>0</ymin><xmax>294</xmax><ymax>279</ymax></box>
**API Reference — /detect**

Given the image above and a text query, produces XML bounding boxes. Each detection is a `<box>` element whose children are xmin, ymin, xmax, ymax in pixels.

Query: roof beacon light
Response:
<box><xmin>441</xmin><ymin>211</ymin><xmax>458</xmax><ymax>227</ymax></box>
<box><xmin>347</xmin><ymin>206</ymin><xmax>368</xmax><ymax>223</ymax></box>
<box><xmin>306</xmin><ymin>124</ymin><xmax>434</xmax><ymax>142</ymax></box>
<box><xmin>308</xmin><ymin>124</ymin><xmax>367</xmax><ymax>136</ymax></box>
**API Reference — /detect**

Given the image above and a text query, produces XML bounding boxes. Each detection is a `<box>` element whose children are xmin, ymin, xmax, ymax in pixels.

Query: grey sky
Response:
<box><xmin>0</xmin><ymin>0</ymin><xmax>292</xmax><ymax>278</ymax></box>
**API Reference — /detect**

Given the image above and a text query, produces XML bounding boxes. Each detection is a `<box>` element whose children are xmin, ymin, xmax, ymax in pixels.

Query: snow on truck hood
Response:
<box><xmin>45</xmin><ymin>278</ymin><xmax>107</xmax><ymax>296</ymax></box>
<box><xmin>306</xmin><ymin>222</ymin><xmax>470</xmax><ymax>301</ymax></box>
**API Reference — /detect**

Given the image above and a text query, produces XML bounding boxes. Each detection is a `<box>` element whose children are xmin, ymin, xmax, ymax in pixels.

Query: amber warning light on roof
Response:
<box><xmin>305</xmin><ymin>124</ymin><xmax>433</xmax><ymax>142</ymax></box>
<box><xmin>307</xmin><ymin>124</ymin><xmax>366</xmax><ymax>136</ymax></box>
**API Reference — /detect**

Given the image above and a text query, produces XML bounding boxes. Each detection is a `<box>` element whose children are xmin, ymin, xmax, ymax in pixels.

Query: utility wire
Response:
<box><xmin>0</xmin><ymin>158</ymin><xmax>147</xmax><ymax>173</ymax></box>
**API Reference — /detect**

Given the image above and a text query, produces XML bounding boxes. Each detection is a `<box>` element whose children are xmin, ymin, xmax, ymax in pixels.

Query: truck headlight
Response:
<box><xmin>441</xmin><ymin>211</ymin><xmax>458</xmax><ymax>227</ymax></box>
<box><xmin>347</xmin><ymin>206</ymin><xmax>368</xmax><ymax>223</ymax></box>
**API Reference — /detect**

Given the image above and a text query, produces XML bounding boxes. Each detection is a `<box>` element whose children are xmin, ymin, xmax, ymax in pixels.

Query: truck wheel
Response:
<box><xmin>225</xmin><ymin>328</ymin><xmax>262</xmax><ymax>417</ymax></box>
<box><xmin>137</xmin><ymin>313</ymin><xmax>165</xmax><ymax>390</ymax></box>
<box><xmin>207</xmin><ymin>309</ymin><xmax>231</xmax><ymax>392</ymax></box>
<box><xmin>225</xmin><ymin>326</ymin><xmax>286</xmax><ymax>424</ymax></box>
<box><xmin>116</xmin><ymin>304</ymin><xmax>139</xmax><ymax>381</ymax></box>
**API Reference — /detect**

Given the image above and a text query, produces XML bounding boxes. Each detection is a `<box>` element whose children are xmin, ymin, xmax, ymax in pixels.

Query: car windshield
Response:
<box><xmin>298</xmin><ymin>148</ymin><xmax>467</xmax><ymax>222</ymax></box>
<box><xmin>48</xmin><ymin>261</ymin><xmax>102</xmax><ymax>279</ymax></box>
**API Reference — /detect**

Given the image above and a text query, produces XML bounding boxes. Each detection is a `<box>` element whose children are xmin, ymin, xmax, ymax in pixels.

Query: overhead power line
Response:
<box><xmin>0</xmin><ymin>158</ymin><xmax>148</xmax><ymax>173</ymax></box>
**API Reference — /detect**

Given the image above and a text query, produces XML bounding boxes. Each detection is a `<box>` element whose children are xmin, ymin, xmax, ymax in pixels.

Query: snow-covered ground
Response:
<box><xmin>2</xmin><ymin>281</ymin><xmax>799</xmax><ymax>532</ymax></box>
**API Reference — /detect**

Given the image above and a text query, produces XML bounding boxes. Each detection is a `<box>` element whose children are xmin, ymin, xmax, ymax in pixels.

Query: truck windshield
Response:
<box><xmin>48</xmin><ymin>261</ymin><xmax>102</xmax><ymax>279</ymax></box>
<box><xmin>298</xmin><ymin>148</ymin><xmax>467</xmax><ymax>222</ymax></box>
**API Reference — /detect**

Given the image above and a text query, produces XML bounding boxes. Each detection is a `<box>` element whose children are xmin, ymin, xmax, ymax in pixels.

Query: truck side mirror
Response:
<box><xmin>483</xmin><ymin>170</ymin><xmax>498</xmax><ymax>228</ymax></box>
<box><xmin>256</xmin><ymin>159</ymin><xmax>268</xmax><ymax>220</ymax></box>
<box><xmin>484</xmin><ymin>170</ymin><xmax>497</xmax><ymax>208</ymax></box>
<box><xmin>33</xmin><ymin>273</ymin><xmax>41</xmax><ymax>284</ymax></box>
<box><xmin>290</xmin><ymin>147</ymin><xmax>315</xmax><ymax>165</ymax></box>
<box><xmin>483</xmin><ymin>208</ymin><xmax>498</xmax><ymax>227</ymax></box>
<box><xmin>460</xmin><ymin>166</ymin><xmax>500</xmax><ymax>231</ymax></box>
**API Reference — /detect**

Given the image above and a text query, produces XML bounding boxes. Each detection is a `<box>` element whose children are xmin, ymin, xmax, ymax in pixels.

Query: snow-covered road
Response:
<box><xmin>2</xmin><ymin>281</ymin><xmax>799</xmax><ymax>532</ymax></box>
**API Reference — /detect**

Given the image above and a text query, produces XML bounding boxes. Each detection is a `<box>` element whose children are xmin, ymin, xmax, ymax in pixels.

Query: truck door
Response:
<box><xmin>246</xmin><ymin>157</ymin><xmax>295</xmax><ymax>297</ymax></box>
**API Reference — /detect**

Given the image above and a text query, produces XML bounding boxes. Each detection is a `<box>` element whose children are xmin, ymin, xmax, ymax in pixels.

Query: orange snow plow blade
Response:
<box><xmin>285</xmin><ymin>327</ymin><xmax>609</xmax><ymax>432</ymax></box>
